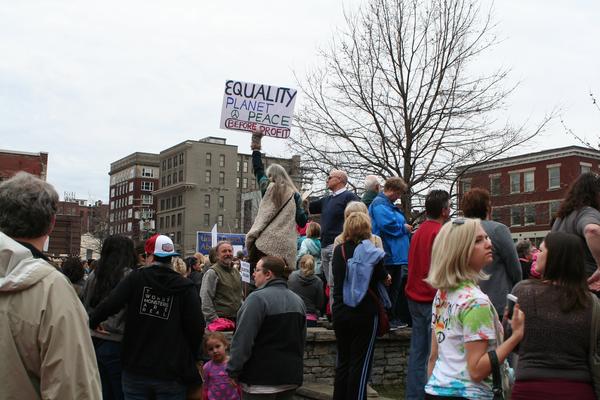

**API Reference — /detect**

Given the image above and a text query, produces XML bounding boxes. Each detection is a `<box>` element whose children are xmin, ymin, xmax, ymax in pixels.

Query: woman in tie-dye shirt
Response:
<box><xmin>423</xmin><ymin>218</ymin><xmax>525</xmax><ymax>400</ymax></box>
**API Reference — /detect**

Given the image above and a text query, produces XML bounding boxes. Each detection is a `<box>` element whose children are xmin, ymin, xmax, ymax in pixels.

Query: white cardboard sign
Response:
<box><xmin>240</xmin><ymin>261</ymin><xmax>251</xmax><ymax>284</ymax></box>
<box><xmin>220</xmin><ymin>79</ymin><xmax>297</xmax><ymax>139</ymax></box>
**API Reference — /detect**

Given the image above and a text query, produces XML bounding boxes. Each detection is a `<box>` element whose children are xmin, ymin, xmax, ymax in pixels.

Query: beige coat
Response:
<box><xmin>0</xmin><ymin>232</ymin><xmax>101</xmax><ymax>399</ymax></box>
<box><xmin>246</xmin><ymin>183</ymin><xmax>297</xmax><ymax>269</ymax></box>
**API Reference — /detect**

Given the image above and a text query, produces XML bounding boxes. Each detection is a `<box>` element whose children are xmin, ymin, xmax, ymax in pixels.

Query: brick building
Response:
<box><xmin>0</xmin><ymin>149</ymin><xmax>48</xmax><ymax>181</ymax></box>
<box><xmin>48</xmin><ymin>201</ymin><xmax>82</xmax><ymax>256</ymax></box>
<box><xmin>457</xmin><ymin>146</ymin><xmax>600</xmax><ymax>244</ymax></box>
<box><xmin>108</xmin><ymin>153</ymin><xmax>160</xmax><ymax>242</ymax></box>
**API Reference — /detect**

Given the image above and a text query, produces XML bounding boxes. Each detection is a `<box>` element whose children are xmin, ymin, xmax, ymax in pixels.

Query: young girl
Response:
<box><xmin>202</xmin><ymin>332</ymin><xmax>240</xmax><ymax>400</ymax></box>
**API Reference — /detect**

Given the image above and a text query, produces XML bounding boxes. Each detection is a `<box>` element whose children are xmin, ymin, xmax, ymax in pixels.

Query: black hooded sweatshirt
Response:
<box><xmin>90</xmin><ymin>262</ymin><xmax>205</xmax><ymax>383</ymax></box>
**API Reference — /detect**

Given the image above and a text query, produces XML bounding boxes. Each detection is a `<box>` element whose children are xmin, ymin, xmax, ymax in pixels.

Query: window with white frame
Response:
<box><xmin>206</xmin><ymin>153</ymin><xmax>212</xmax><ymax>166</ymax></box>
<box><xmin>490</xmin><ymin>175</ymin><xmax>501</xmax><ymax>196</ymax></box>
<box><xmin>524</xmin><ymin>171</ymin><xmax>534</xmax><ymax>192</ymax></box>
<box><xmin>548</xmin><ymin>166</ymin><xmax>560</xmax><ymax>189</ymax></box>
<box><xmin>549</xmin><ymin>200</ymin><xmax>560</xmax><ymax>222</ymax></box>
<box><xmin>205</xmin><ymin>194</ymin><xmax>210</xmax><ymax>208</ymax></box>
<box><xmin>511</xmin><ymin>207</ymin><xmax>522</xmax><ymax>226</ymax></box>
<box><xmin>142</xmin><ymin>167</ymin><xmax>153</xmax><ymax>177</ymax></box>
<box><xmin>524</xmin><ymin>205</ymin><xmax>535</xmax><ymax>225</ymax></box>
<box><xmin>128</xmin><ymin>209</ymin><xmax>133</xmax><ymax>218</ymax></box>
<box><xmin>219</xmin><ymin>196</ymin><xmax>224</xmax><ymax>209</ymax></box>
<box><xmin>462</xmin><ymin>180</ymin><xmax>471</xmax><ymax>194</ymax></box>
<box><xmin>205</xmin><ymin>170</ymin><xmax>211</xmax><ymax>184</ymax></box>
<box><xmin>510</xmin><ymin>173</ymin><xmax>520</xmax><ymax>193</ymax></box>
<box><xmin>129</xmin><ymin>182</ymin><xmax>134</xmax><ymax>192</ymax></box>
<box><xmin>127</xmin><ymin>222</ymin><xmax>132</xmax><ymax>232</ymax></box>
<box><xmin>141</xmin><ymin>181</ymin><xmax>154</xmax><ymax>191</ymax></box>
<box><xmin>219</xmin><ymin>171</ymin><xmax>225</xmax><ymax>185</ymax></box>
<box><xmin>581</xmin><ymin>163</ymin><xmax>592</xmax><ymax>174</ymax></box>
<box><xmin>243</xmin><ymin>161</ymin><xmax>248</xmax><ymax>173</ymax></box>
<box><xmin>218</xmin><ymin>215</ymin><xmax>223</xmax><ymax>227</ymax></box>
<box><xmin>142</xmin><ymin>195</ymin><xmax>153</xmax><ymax>205</ymax></box>
<box><xmin>219</xmin><ymin>154</ymin><xmax>225</xmax><ymax>167</ymax></box>
<box><xmin>110</xmin><ymin>188</ymin><xmax>115</xmax><ymax>198</ymax></box>
<box><xmin>243</xmin><ymin>178</ymin><xmax>248</xmax><ymax>189</ymax></box>
<box><xmin>128</xmin><ymin>195</ymin><xmax>133</xmax><ymax>205</ymax></box>
<box><xmin>203</xmin><ymin>214</ymin><xmax>210</xmax><ymax>226</ymax></box>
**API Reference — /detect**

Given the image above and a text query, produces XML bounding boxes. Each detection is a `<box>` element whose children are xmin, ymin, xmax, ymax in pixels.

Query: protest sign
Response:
<box><xmin>240</xmin><ymin>261</ymin><xmax>251</xmax><ymax>284</ymax></box>
<box><xmin>220</xmin><ymin>79</ymin><xmax>298</xmax><ymax>139</ymax></box>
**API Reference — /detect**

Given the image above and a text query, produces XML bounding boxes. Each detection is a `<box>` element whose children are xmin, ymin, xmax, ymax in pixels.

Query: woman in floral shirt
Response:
<box><xmin>424</xmin><ymin>218</ymin><xmax>525</xmax><ymax>399</ymax></box>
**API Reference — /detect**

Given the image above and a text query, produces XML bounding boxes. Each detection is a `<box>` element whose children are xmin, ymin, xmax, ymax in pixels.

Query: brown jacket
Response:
<box><xmin>0</xmin><ymin>232</ymin><xmax>101</xmax><ymax>399</ymax></box>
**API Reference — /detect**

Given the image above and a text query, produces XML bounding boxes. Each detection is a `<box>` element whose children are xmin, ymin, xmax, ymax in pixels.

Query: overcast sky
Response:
<box><xmin>1</xmin><ymin>0</ymin><xmax>598</xmax><ymax>202</ymax></box>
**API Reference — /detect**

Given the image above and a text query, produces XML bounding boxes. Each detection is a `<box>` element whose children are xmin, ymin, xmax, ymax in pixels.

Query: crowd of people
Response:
<box><xmin>2</xmin><ymin>137</ymin><xmax>600</xmax><ymax>399</ymax></box>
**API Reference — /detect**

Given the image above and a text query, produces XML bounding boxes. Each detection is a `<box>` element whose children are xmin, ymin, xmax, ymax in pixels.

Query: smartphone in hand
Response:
<box><xmin>506</xmin><ymin>294</ymin><xmax>518</xmax><ymax>320</ymax></box>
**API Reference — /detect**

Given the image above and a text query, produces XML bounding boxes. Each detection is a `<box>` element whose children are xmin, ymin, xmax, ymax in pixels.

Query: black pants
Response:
<box><xmin>333</xmin><ymin>314</ymin><xmax>378</xmax><ymax>400</ymax></box>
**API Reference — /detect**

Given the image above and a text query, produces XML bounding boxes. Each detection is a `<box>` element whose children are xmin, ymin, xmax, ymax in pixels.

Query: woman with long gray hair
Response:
<box><xmin>245</xmin><ymin>131</ymin><xmax>308</xmax><ymax>277</ymax></box>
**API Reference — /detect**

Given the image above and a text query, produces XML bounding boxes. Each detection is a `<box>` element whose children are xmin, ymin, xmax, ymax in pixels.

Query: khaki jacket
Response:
<box><xmin>0</xmin><ymin>232</ymin><xmax>101</xmax><ymax>399</ymax></box>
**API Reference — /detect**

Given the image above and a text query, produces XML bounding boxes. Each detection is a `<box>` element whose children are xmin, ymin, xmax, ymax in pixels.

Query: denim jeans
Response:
<box><xmin>122</xmin><ymin>370</ymin><xmax>187</xmax><ymax>400</ymax></box>
<box><xmin>321</xmin><ymin>244</ymin><xmax>334</xmax><ymax>308</ymax></box>
<box><xmin>93</xmin><ymin>337</ymin><xmax>124</xmax><ymax>400</ymax></box>
<box><xmin>386</xmin><ymin>265</ymin><xmax>411</xmax><ymax>324</ymax></box>
<box><xmin>406</xmin><ymin>299</ymin><xmax>433</xmax><ymax>400</ymax></box>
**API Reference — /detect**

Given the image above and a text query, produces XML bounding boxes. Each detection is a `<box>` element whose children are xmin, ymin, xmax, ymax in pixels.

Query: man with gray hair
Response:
<box><xmin>200</xmin><ymin>240</ymin><xmax>243</xmax><ymax>324</ymax></box>
<box><xmin>0</xmin><ymin>172</ymin><xmax>101</xmax><ymax>399</ymax></box>
<box><xmin>308</xmin><ymin>169</ymin><xmax>359</xmax><ymax>311</ymax></box>
<box><xmin>361</xmin><ymin>174</ymin><xmax>381</xmax><ymax>208</ymax></box>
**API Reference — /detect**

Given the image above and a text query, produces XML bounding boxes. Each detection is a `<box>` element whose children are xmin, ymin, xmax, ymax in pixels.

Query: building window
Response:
<box><xmin>162</xmin><ymin>160</ymin><xmax>166</xmax><ymax>171</ymax></box>
<box><xmin>110</xmin><ymin>188</ymin><xmax>115</xmax><ymax>197</ymax></box>
<box><xmin>172</xmin><ymin>172</ymin><xmax>177</xmax><ymax>184</ymax></box>
<box><xmin>524</xmin><ymin>171</ymin><xmax>534</xmax><ymax>192</ymax></box>
<box><xmin>509</xmin><ymin>173</ymin><xmax>520</xmax><ymax>193</ymax></box>
<box><xmin>177</xmin><ymin>213</ymin><xmax>182</xmax><ymax>226</ymax></box>
<box><xmin>171</xmin><ymin>196</ymin><xmax>176</xmax><ymax>209</ymax></box>
<box><xmin>236</xmin><ymin>177</ymin><xmax>240</xmax><ymax>188</ymax></box>
<box><xmin>491</xmin><ymin>209</ymin><xmax>501</xmax><ymax>222</ymax></box>
<box><xmin>205</xmin><ymin>194</ymin><xmax>211</xmax><ymax>208</ymax></box>
<box><xmin>127</xmin><ymin>222</ymin><xmax>132</xmax><ymax>232</ymax></box>
<box><xmin>178</xmin><ymin>195</ymin><xmax>183</xmax><ymax>207</ymax></box>
<box><xmin>167</xmin><ymin>174</ymin><xmax>171</xmax><ymax>185</ymax></box>
<box><xmin>167</xmin><ymin>158</ymin><xmax>172</xmax><ymax>169</ymax></box>
<box><xmin>173</xmin><ymin>155</ymin><xmax>178</xmax><ymax>167</ymax></box>
<box><xmin>237</xmin><ymin>161</ymin><xmax>240</xmax><ymax>172</ymax></box>
<box><xmin>160</xmin><ymin>199</ymin><xmax>165</xmax><ymax>211</ymax></box>
<box><xmin>161</xmin><ymin>176</ymin><xmax>166</xmax><ymax>188</ymax></box>
<box><xmin>243</xmin><ymin>178</ymin><xmax>248</xmax><ymax>189</ymax></box>
<box><xmin>172</xmin><ymin>214</ymin><xmax>176</xmax><ymax>227</ymax></box>
<box><xmin>166</xmin><ymin>198</ymin><xmax>171</xmax><ymax>209</ymax></box>
<box><xmin>219</xmin><ymin>154</ymin><xmax>225</xmax><ymax>167</ymax></box>
<box><xmin>203</xmin><ymin>214</ymin><xmax>210</xmax><ymax>226</ymax></box>
<box><xmin>165</xmin><ymin>215</ymin><xmax>170</xmax><ymax>227</ymax></box>
<box><xmin>142</xmin><ymin>167</ymin><xmax>153</xmax><ymax>177</ymax></box>
<box><xmin>178</xmin><ymin>170</ymin><xmax>183</xmax><ymax>182</ymax></box>
<box><xmin>219</xmin><ymin>171</ymin><xmax>225</xmax><ymax>185</ymax></box>
<box><xmin>219</xmin><ymin>196</ymin><xmax>224</xmax><ymax>209</ymax></box>
<box><xmin>206</xmin><ymin>153</ymin><xmax>212</xmax><ymax>166</ymax></box>
<box><xmin>218</xmin><ymin>215</ymin><xmax>223</xmax><ymax>227</ymax></box>
<box><xmin>461</xmin><ymin>180</ymin><xmax>471</xmax><ymax>194</ymax></box>
<box><xmin>141</xmin><ymin>181</ymin><xmax>154</xmax><ymax>191</ymax></box>
<box><xmin>129</xmin><ymin>182</ymin><xmax>134</xmax><ymax>192</ymax></box>
<box><xmin>160</xmin><ymin>217</ymin><xmax>164</xmax><ymax>229</ymax></box>
<box><xmin>205</xmin><ymin>170</ymin><xmax>211</xmax><ymax>184</ymax></box>
<box><xmin>511</xmin><ymin>207</ymin><xmax>522</xmax><ymax>226</ymax></box>
<box><xmin>490</xmin><ymin>176</ymin><xmax>501</xmax><ymax>196</ymax></box>
<box><xmin>582</xmin><ymin>164</ymin><xmax>592</xmax><ymax>174</ymax></box>
<box><xmin>243</xmin><ymin>161</ymin><xmax>248</xmax><ymax>173</ymax></box>
<box><xmin>524</xmin><ymin>205</ymin><xmax>535</xmax><ymax>225</ymax></box>
<box><xmin>179</xmin><ymin>153</ymin><xmax>184</xmax><ymax>164</ymax></box>
<box><xmin>176</xmin><ymin>231</ymin><xmax>181</xmax><ymax>244</ymax></box>
<box><xmin>549</xmin><ymin>200</ymin><xmax>561</xmax><ymax>222</ymax></box>
<box><xmin>548</xmin><ymin>166</ymin><xmax>560</xmax><ymax>189</ymax></box>
<box><xmin>142</xmin><ymin>195</ymin><xmax>153</xmax><ymax>205</ymax></box>
<box><xmin>128</xmin><ymin>195</ymin><xmax>133</xmax><ymax>205</ymax></box>
<box><xmin>128</xmin><ymin>209</ymin><xmax>133</xmax><ymax>218</ymax></box>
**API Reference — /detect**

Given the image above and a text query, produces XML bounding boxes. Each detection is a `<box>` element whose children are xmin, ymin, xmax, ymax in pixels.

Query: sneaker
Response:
<box><xmin>389</xmin><ymin>320</ymin><xmax>409</xmax><ymax>330</ymax></box>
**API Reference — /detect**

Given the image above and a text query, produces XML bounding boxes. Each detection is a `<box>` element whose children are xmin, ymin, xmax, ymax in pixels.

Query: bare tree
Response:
<box><xmin>561</xmin><ymin>92</ymin><xmax>600</xmax><ymax>149</ymax></box>
<box><xmin>290</xmin><ymin>0</ymin><xmax>552</xmax><ymax>215</ymax></box>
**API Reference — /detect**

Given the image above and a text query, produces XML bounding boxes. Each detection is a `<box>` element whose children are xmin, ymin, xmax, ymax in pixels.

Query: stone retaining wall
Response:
<box><xmin>221</xmin><ymin>327</ymin><xmax>411</xmax><ymax>386</ymax></box>
<box><xmin>303</xmin><ymin>327</ymin><xmax>411</xmax><ymax>386</ymax></box>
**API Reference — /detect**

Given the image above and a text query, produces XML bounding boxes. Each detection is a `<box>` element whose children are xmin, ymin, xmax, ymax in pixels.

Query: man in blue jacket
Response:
<box><xmin>369</xmin><ymin>177</ymin><xmax>412</xmax><ymax>329</ymax></box>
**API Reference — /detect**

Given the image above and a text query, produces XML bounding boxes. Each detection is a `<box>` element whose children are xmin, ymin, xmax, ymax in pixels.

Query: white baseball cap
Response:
<box><xmin>145</xmin><ymin>234</ymin><xmax>179</xmax><ymax>257</ymax></box>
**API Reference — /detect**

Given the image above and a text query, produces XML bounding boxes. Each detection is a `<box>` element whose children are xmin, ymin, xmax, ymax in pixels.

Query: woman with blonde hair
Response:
<box><xmin>288</xmin><ymin>254</ymin><xmax>325</xmax><ymax>327</ymax></box>
<box><xmin>246</xmin><ymin>132</ymin><xmax>308</xmax><ymax>277</ymax></box>
<box><xmin>331</xmin><ymin>212</ymin><xmax>391</xmax><ymax>399</ymax></box>
<box><xmin>425</xmin><ymin>218</ymin><xmax>525</xmax><ymax>399</ymax></box>
<box><xmin>333</xmin><ymin>201</ymin><xmax>383</xmax><ymax>249</ymax></box>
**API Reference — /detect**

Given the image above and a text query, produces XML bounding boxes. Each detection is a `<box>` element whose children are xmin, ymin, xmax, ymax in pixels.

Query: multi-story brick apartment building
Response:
<box><xmin>0</xmin><ymin>149</ymin><xmax>48</xmax><ymax>181</ymax></box>
<box><xmin>153</xmin><ymin>136</ymin><xmax>302</xmax><ymax>256</ymax></box>
<box><xmin>108</xmin><ymin>152</ymin><xmax>160</xmax><ymax>241</ymax></box>
<box><xmin>457</xmin><ymin>146</ymin><xmax>600</xmax><ymax>244</ymax></box>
